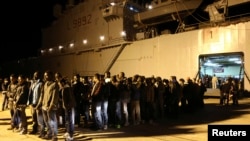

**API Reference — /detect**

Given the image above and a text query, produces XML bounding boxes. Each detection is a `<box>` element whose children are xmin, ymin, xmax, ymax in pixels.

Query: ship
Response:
<box><xmin>1</xmin><ymin>0</ymin><xmax>250</xmax><ymax>92</ymax></box>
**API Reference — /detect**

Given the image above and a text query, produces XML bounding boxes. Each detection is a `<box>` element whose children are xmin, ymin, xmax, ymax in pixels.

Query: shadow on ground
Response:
<box><xmin>0</xmin><ymin>98</ymin><xmax>249</xmax><ymax>141</ymax></box>
<box><xmin>70</xmin><ymin>97</ymin><xmax>250</xmax><ymax>140</ymax></box>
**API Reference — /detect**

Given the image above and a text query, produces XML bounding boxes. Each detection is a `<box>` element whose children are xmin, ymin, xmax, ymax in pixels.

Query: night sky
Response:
<box><xmin>0</xmin><ymin>0</ymin><xmax>55</xmax><ymax>64</ymax></box>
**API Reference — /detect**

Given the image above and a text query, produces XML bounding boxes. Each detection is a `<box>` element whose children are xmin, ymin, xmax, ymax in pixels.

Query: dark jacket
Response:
<box><xmin>91</xmin><ymin>81</ymin><xmax>103</xmax><ymax>102</ymax></box>
<box><xmin>62</xmin><ymin>84</ymin><xmax>76</xmax><ymax>109</ymax></box>
<box><xmin>72</xmin><ymin>81</ymin><xmax>85</xmax><ymax>105</ymax></box>
<box><xmin>15</xmin><ymin>82</ymin><xmax>29</xmax><ymax>106</ymax></box>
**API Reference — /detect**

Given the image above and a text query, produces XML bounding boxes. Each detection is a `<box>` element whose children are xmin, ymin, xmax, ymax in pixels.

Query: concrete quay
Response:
<box><xmin>0</xmin><ymin>93</ymin><xmax>250</xmax><ymax>141</ymax></box>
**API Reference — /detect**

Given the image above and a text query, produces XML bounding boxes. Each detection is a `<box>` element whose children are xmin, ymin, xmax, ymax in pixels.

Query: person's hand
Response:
<box><xmin>47</xmin><ymin>107</ymin><xmax>52</xmax><ymax>112</ymax></box>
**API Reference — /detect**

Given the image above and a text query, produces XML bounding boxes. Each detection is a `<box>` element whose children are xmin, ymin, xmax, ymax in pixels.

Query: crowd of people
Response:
<box><xmin>0</xmin><ymin>70</ymin><xmax>241</xmax><ymax>141</ymax></box>
<box><xmin>201</xmin><ymin>74</ymin><xmax>242</xmax><ymax>106</ymax></box>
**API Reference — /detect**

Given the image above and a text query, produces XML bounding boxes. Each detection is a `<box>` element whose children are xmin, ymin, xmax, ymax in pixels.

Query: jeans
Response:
<box><xmin>1</xmin><ymin>93</ymin><xmax>8</xmax><ymax>110</ymax></box>
<box><xmin>101</xmin><ymin>100</ymin><xmax>108</xmax><ymax>126</ymax></box>
<box><xmin>30</xmin><ymin>105</ymin><xmax>38</xmax><ymax>132</ymax></box>
<box><xmin>19</xmin><ymin>106</ymin><xmax>27</xmax><ymax>130</ymax></box>
<box><xmin>11</xmin><ymin>108</ymin><xmax>20</xmax><ymax>128</ymax></box>
<box><xmin>42</xmin><ymin>109</ymin><xmax>58</xmax><ymax>137</ymax></box>
<box><xmin>121</xmin><ymin>100</ymin><xmax>129</xmax><ymax>124</ymax></box>
<box><xmin>36</xmin><ymin>108</ymin><xmax>45</xmax><ymax>135</ymax></box>
<box><xmin>83</xmin><ymin>101</ymin><xmax>90</xmax><ymax>124</ymax></box>
<box><xmin>93</xmin><ymin>101</ymin><xmax>103</xmax><ymax>129</ymax></box>
<box><xmin>65</xmin><ymin>108</ymin><xmax>75</xmax><ymax>137</ymax></box>
<box><xmin>115</xmin><ymin>100</ymin><xmax>122</xmax><ymax>124</ymax></box>
<box><xmin>75</xmin><ymin>102</ymin><xmax>83</xmax><ymax>126</ymax></box>
<box><xmin>131</xmin><ymin>100</ymin><xmax>141</xmax><ymax>124</ymax></box>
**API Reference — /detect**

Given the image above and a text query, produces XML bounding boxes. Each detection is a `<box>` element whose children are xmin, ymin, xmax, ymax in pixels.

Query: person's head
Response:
<box><xmin>55</xmin><ymin>72</ymin><xmax>62</xmax><ymax>82</ymax></box>
<box><xmin>44</xmin><ymin>70</ymin><xmax>54</xmax><ymax>82</ymax></box>
<box><xmin>59</xmin><ymin>78</ymin><xmax>67</xmax><ymax>88</ymax></box>
<box><xmin>93</xmin><ymin>73</ymin><xmax>100</xmax><ymax>83</ymax></box>
<box><xmin>111</xmin><ymin>75</ymin><xmax>118</xmax><ymax>83</ymax></box>
<box><xmin>132</xmin><ymin>74</ymin><xmax>139</xmax><ymax>82</ymax></box>
<box><xmin>104</xmin><ymin>71</ymin><xmax>111</xmax><ymax>78</ymax></box>
<box><xmin>119</xmin><ymin>72</ymin><xmax>125</xmax><ymax>80</ymax></box>
<box><xmin>33</xmin><ymin>71</ymin><xmax>42</xmax><ymax>80</ymax></box>
<box><xmin>146</xmin><ymin>77</ymin><xmax>152</xmax><ymax>85</ymax></box>
<box><xmin>163</xmin><ymin>79</ymin><xmax>169</xmax><ymax>85</ymax></box>
<box><xmin>10</xmin><ymin>73</ymin><xmax>17</xmax><ymax>84</ymax></box>
<box><xmin>171</xmin><ymin>76</ymin><xmax>177</xmax><ymax>82</ymax></box>
<box><xmin>186</xmin><ymin>77</ymin><xmax>192</xmax><ymax>84</ymax></box>
<box><xmin>198</xmin><ymin>78</ymin><xmax>202</xmax><ymax>83</ymax></box>
<box><xmin>18</xmin><ymin>74</ymin><xmax>26</xmax><ymax>85</ymax></box>
<box><xmin>73</xmin><ymin>74</ymin><xmax>81</xmax><ymax>83</ymax></box>
<box><xmin>82</xmin><ymin>76</ymin><xmax>89</xmax><ymax>84</ymax></box>
<box><xmin>3</xmin><ymin>77</ymin><xmax>9</xmax><ymax>84</ymax></box>
<box><xmin>179</xmin><ymin>78</ymin><xmax>185</xmax><ymax>84</ymax></box>
<box><xmin>156</xmin><ymin>76</ymin><xmax>162</xmax><ymax>83</ymax></box>
<box><xmin>126</xmin><ymin>77</ymin><xmax>132</xmax><ymax>85</ymax></box>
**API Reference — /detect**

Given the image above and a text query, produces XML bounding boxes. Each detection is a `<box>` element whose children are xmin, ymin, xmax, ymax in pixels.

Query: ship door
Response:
<box><xmin>198</xmin><ymin>52</ymin><xmax>244</xmax><ymax>89</ymax></box>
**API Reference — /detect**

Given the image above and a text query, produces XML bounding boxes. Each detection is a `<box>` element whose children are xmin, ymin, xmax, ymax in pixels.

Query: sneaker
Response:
<box><xmin>116</xmin><ymin>124</ymin><xmax>121</xmax><ymax>129</ymax></box>
<box><xmin>38</xmin><ymin>133</ymin><xmax>45</xmax><ymax>138</ymax></box>
<box><xmin>52</xmin><ymin>136</ymin><xmax>58</xmax><ymax>141</ymax></box>
<box><xmin>63</xmin><ymin>132</ymin><xmax>69</xmax><ymax>138</ymax></box>
<box><xmin>103</xmin><ymin>125</ymin><xmax>108</xmax><ymax>130</ymax></box>
<box><xmin>41</xmin><ymin>135</ymin><xmax>52</xmax><ymax>140</ymax></box>
<box><xmin>14</xmin><ymin>127</ymin><xmax>22</xmax><ymax>132</ymax></box>
<box><xmin>29</xmin><ymin>130</ymin><xmax>37</xmax><ymax>134</ymax></box>
<box><xmin>133</xmin><ymin>122</ymin><xmax>140</xmax><ymax>126</ymax></box>
<box><xmin>7</xmin><ymin>127</ymin><xmax>14</xmax><ymax>130</ymax></box>
<box><xmin>124</xmin><ymin>122</ymin><xmax>129</xmax><ymax>126</ymax></box>
<box><xmin>66</xmin><ymin>137</ymin><xmax>74</xmax><ymax>141</ymax></box>
<box><xmin>19</xmin><ymin>129</ymin><xmax>27</xmax><ymax>135</ymax></box>
<box><xmin>95</xmin><ymin>128</ymin><xmax>102</xmax><ymax>131</ymax></box>
<box><xmin>149</xmin><ymin>120</ymin><xmax>157</xmax><ymax>125</ymax></box>
<box><xmin>77</xmin><ymin>124</ymin><xmax>83</xmax><ymax>128</ymax></box>
<box><xmin>141</xmin><ymin>120</ymin><xmax>145</xmax><ymax>124</ymax></box>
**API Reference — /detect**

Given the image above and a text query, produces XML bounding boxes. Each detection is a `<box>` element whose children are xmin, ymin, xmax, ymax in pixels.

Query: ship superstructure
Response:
<box><xmin>1</xmin><ymin>0</ymin><xmax>250</xmax><ymax>91</ymax></box>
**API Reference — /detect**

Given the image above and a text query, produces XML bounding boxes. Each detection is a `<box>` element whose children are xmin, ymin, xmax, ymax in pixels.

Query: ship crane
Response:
<box><xmin>204</xmin><ymin>0</ymin><xmax>228</xmax><ymax>24</ymax></box>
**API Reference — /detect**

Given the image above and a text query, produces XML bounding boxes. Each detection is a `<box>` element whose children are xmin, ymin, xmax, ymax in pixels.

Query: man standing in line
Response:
<box><xmin>72</xmin><ymin>74</ymin><xmax>85</xmax><ymax>128</ymax></box>
<box><xmin>1</xmin><ymin>77</ymin><xmax>10</xmax><ymax>111</ymax></box>
<box><xmin>27</xmin><ymin>71</ymin><xmax>44</xmax><ymax>135</ymax></box>
<box><xmin>14</xmin><ymin>75</ymin><xmax>30</xmax><ymax>134</ymax></box>
<box><xmin>91</xmin><ymin>73</ymin><xmax>104</xmax><ymax>130</ymax></box>
<box><xmin>41</xmin><ymin>70</ymin><xmax>60</xmax><ymax>141</ymax></box>
<box><xmin>59</xmin><ymin>78</ymin><xmax>76</xmax><ymax>141</ymax></box>
<box><xmin>6</xmin><ymin>74</ymin><xmax>19</xmax><ymax>130</ymax></box>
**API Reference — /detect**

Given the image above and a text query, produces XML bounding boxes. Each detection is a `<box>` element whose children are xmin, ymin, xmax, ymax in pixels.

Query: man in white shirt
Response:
<box><xmin>212</xmin><ymin>74</ymin><xmax>218</xmax><ymax>89</ymax></box>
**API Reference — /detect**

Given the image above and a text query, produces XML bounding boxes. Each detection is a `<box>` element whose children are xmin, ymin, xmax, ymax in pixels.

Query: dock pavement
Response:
<box><xmin>0</xmin><ymin>91</ymin><xmax>250</xmax><ymax>141</ymax></box>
